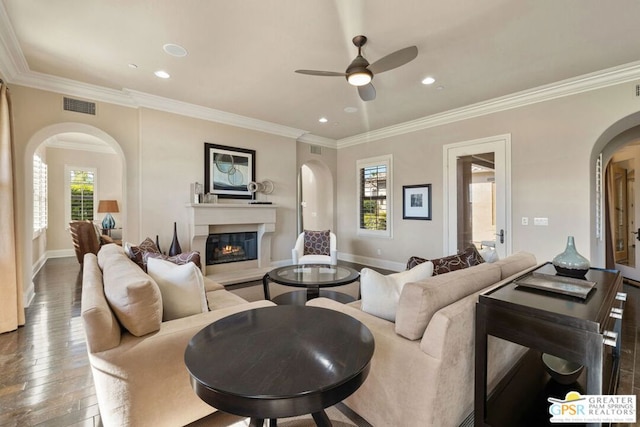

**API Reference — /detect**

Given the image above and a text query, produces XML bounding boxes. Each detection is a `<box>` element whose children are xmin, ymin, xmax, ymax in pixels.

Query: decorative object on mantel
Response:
<box><xmin>247</xmin><ymin>179</ymin><xmax>274</xmax><ymax>204</ymax></box>
<box><xmin>155</xmin><ymin>235</ymin><xmax>162</xmax><ymax>254</ymax></box>
<box><xmin>190</xmin><ymin>182</ymin><xmax>203</xmax><ymax>204</ymax></box>
<box><xmin>204</xmin><ymin>143</ymin><xmax>256</xmax><ymax>199</ymax></box>
<box><xmin>98</xmin><ymin>200</ymin><xmax>119</xmax><ymax>230</ymax></box>
<box><xmin>169</xmin><ymin>222</ymin><xmax>182</xmax><ymax>256</ymax></box>
<box><xmin>552</xmin><ymin>236</ymin><xmax>590</xmax><ymax>278</ymax></box>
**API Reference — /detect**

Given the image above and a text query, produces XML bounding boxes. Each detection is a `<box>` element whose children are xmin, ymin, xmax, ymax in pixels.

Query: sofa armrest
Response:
<box><xmin>89</xmin><ymin>300</ymin><xmax>275</xmax><ymax>427</ymax></box>
<box><xmin>306</xmin><ymin>298</ymin><xmax>441</xmax><ymax>426</ymax></box>
<box><xmin>203</xmin><ymin>276</ymin><xmax>224</xmax><ymax>292</ymax></box>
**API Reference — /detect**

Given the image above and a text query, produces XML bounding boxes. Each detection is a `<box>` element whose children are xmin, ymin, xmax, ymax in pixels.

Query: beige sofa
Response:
<box><xmin>307</xmin><ymin>251</ymin><xmax>538</xmax><ymax>427</ymax></box>
<box><xmin>80</xmin><ymin>244</ymin><xmax>275</xmax><ymax>427</ymax></box>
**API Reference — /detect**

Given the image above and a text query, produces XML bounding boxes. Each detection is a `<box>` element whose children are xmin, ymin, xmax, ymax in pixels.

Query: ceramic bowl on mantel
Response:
<box><xmin>552</xmin><ymin>236</ymin><xmax>590</xmax><ymax>278</ymax></box>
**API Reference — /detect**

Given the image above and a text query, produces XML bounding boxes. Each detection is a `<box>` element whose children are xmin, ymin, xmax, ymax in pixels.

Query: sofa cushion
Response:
<box><xmin>395</xmin><ymin>263</ymin><xmax>501</xmax><ymax>340</ymax></box>
<box><xmin>432</xmin><ymin>245</ymin><xmax>484</xmax><ymax>275</ymax></box>
<box><xmin>81</xmin><ymin>253</ymin><xmax>121</xmax><ymax>353</ymax></box>
<box><xmin>125</xmin><ymin>237</ymin><xmax>161</xmax><ymax>270</ymax></box>
<box><xmin>147</xmin><ymin>258</ymin><xmax>208</xmax><ymax>321</ymax></box>
<box><xmin>144</xmin><ymin>250</ymin><xmax>202</xmax><ymax>269</ymax></box>
<box><xmin>303</xmin><ymin>229</ymin><xmax>330</xmax><ymax>256</ymax></box>
<box><xmin>361</xmin><ymin>261</ymin><xmax>434</xmax><ymax>322</ymax></box>
<box><xmin>97</xmin><ymin>243</ymin><xmax>125</xmax><ymax>269</ymax></box>
<box><xmin>102</xmin><ymin>251</ymin><xmax>163</xmax><ymax>336</ymax></box>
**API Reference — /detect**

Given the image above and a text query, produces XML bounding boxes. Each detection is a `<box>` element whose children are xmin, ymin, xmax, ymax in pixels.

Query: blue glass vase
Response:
<box><xmin>101</xmin><ymin>213</ymin><xmax>115</xmax><ymax>230</ymax></box>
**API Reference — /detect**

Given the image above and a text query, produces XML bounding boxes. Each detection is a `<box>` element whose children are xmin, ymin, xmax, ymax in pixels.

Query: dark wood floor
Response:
<box><xmin>0</xmin><ymin>257</ymin><xmax>638</xmax><ymax>426</ymax></box>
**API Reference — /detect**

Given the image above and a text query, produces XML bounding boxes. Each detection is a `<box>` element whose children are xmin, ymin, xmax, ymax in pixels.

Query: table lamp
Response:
<box><xmin>98</xmin><ymin>200</ymin><xmax>119</xmax><ymax>230</ymax></box>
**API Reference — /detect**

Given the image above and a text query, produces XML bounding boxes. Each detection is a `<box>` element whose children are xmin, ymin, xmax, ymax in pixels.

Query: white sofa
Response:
<box><xmin>80</xmin><ymin>244</ymin><xmax>275</xmax><ymax>427</ymax></box>
<box><xmin>307</xmin><ymin>251</ymin><xmax>538</xmax><ymax>426</ymax></box>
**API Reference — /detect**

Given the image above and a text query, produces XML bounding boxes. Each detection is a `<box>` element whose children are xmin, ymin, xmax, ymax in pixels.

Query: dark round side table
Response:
<box><xmin>263</xmin><ymin>264</ymin><xmax>360</xmax><ymax>305</ymax></box>
<box><xmin>184</xmin><ymin>305</ymin><xmax>374</xmax><ymax>427</ymax></box>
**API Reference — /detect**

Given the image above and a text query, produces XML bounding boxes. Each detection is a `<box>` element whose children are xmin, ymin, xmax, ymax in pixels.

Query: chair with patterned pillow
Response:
<box><xmin>291</xmin><ymin>230</ymin><xmax>338</xmax><ymax>265</ymax></box>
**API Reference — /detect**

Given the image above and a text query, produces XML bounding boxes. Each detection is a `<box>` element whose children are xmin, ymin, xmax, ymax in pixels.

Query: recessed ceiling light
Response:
<box><xmin>344</xmin><ymin>107</ymin><xmax>358</xmax><ymax>113</ymax></box>
<box><xmin>422</xmin><ymin>76</ymin><xmax>436</xmax><ymax>85</ymax></box>
<box><xmin>154</xmin><ymin>70</ymin><xmax>170</xmax><ymax>79</ymax></box>
<box><xmin>318</xmin><ymin>117</ymin><xmax>328</xmax><ymax>123</ymax></box>
<box><xmin>163</xmin><ymin>43</ymin><xmax>188</xmax><ymax>57</ymax></box>
<box><xmin>128</xmin><ymin>63</ymin><xmax>138</xmax><ymax>69</ymax></box>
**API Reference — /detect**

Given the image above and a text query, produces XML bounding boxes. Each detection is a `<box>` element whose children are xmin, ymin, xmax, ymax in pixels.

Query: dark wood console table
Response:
<box><xmin>475</xmin><ymin>263</ymin><xmax>625</xmax><ymax>427</ymax></box>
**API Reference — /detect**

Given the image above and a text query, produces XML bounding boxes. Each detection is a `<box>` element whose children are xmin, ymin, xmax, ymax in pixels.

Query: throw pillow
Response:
<box><xmin>431</xmin><ymin>246</ymin><xmax>485</xmax><ymax>275</ymax></box>
<box><xmin>126</xmin><ymin>237</ymin><xmax>161</xmax><ymax>270</ymax></box>
<box><xmin>361</xmin><ymin>261</ymin><xmax>434</xmax><ymax>322</ymax></box>
<box><xmin>144</xmin><ymin>251</ymin><xmax>202</xmax><ymax>269</ymax></box>
<box><xmin>146</xmin><ymin>258</ymin><xmax>208</xmax><ymax>321</ymax></box>
<box><xmin>406</xmin><ymin>255</ymin><xmax>429</xmax><ymax>270</ymax></box>
<box><xmin>478</xmin><ymin>246</ymin><xmax>499</xmax><ymax>263</ymax></box>
<box><xmin>303</xmin><ymin>230</ymin><xmax>331</xmax><ymax>256</ymax></box>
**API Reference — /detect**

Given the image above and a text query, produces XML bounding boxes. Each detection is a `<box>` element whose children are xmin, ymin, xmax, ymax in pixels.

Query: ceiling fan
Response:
<box><xmin>295</xmin><ymin>35</ymin><xmax>418</xmax><ymax>101</ymax></box>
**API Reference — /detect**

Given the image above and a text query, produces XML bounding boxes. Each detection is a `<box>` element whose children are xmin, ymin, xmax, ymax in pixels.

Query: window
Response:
<box><xmin>33</xmin><ymin>154</ymin><xmax>48</xmax><ymax>235</ymax></box>
<box><xmin>65</xmin><ymin>166</ymin><xmax>96</xmax><ymax>223</ymax></box>
<box><xmin>357</xmin><ymin>155</ymin><xmax>392</xmax><ymax>237</ymax></box>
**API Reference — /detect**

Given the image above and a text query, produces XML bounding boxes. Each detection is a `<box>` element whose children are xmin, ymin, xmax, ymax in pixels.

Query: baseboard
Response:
<box><xmin>338</xmin><ymin>252</ymin><xmax>404</xmax><ymax>272</ymax></box>
<box><xmin>47</xmin><ymin>249</ymin><xmax>75</xmax><ymax>259</ymax></box>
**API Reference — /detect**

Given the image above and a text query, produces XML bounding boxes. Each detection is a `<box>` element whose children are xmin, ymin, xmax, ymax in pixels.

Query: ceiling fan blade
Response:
<box><xmin>358</xmin><ymin>83</ymin><xmax>376</xmax><ymax>101</ymax></box>
<box><xmin>295</xmin><ymin>70</ymin><xmax>346</xmax><ymax>77</ymax></box>
<box><xmin>367</xmin><ymin>46</ymin><xmax>418</xmax><ymax>74</ymax></box>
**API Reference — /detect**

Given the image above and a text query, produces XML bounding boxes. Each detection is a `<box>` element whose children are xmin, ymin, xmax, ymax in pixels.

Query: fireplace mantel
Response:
<box><xmin>186</xmin><ymin>203</ymin><xmax>276</xmax><ymax>284</ymax></box>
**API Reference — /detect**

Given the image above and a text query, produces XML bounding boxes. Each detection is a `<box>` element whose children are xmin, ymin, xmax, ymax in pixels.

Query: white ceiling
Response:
<box><xmin>2</xmin><ymin>0</ymin><xmax>640</xmax><ymax>142</ymax></box>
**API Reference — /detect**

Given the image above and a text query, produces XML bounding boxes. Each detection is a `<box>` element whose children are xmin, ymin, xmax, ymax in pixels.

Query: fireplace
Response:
<box><xmin>206</xmin><ymin>232</ymin><xmax>258</xmax><ymax>265</ymax></box>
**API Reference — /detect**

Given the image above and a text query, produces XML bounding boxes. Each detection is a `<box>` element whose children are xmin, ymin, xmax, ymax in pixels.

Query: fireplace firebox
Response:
<box><xmin>206</xmin><ymin>232</ymin><xmax>258</xmax><ymax>266</ymax></box>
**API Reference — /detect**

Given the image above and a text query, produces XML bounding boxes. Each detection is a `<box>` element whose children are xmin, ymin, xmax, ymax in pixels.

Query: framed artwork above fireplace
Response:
<box><xmin>204</xmin><ymin>143</ymin><xmax>255</xmax><ymax>199</ymax></box>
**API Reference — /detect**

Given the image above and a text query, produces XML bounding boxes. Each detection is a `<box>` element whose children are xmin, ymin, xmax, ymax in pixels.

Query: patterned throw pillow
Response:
<box><xmin>303</xmin><ymin>230</ymin><xmax>331</xmax><ymax>256</ymax></box>
<box><xmin>431</xmin><ymin>245</ymin><xmax>485</xmax><ymax>275</ymax></box>
<box><xmin>144</xmin><ymin>251</ymin><xmax>202</xmax><ymax>269</ymax></box>
<box><xmin>127</xmin><ymin>237</ymin><xmax>161</xmax><ymax>270</ymax></box>
<box><xmin>406</xmin><ymin>255</ymin><xmax>429</xmax><ymax>270</ymax></box>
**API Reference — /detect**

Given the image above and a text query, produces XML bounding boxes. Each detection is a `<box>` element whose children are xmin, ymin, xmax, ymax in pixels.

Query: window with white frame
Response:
<box><xmin>33</xmin><ymin>154</ymin><xmax>48</xmax><ymax>235</ymax></box>
<box><xmin>65</xmin><ymin>166</ymin><xmax>96</xmax><ymax>224</ymax></box>
<box><xmin>357</xmin><ymin>155</ymin><xmax>392</xmax><ymax>237</ymax></box>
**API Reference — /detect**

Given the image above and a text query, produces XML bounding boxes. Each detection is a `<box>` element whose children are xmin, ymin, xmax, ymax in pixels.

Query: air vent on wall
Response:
<box><xmin>63</xmin><ymin>97</ymin><xmax>96</xmax><ymax>115</ymax></box>
<box><xmin>310</xmin><ymin>145</ymin><xmax>322</xmax><ymax>155</ymax></box>
<box><xmin>636</xmin><ymin>84</ymin><xmax>640</xmax><ymax>98</ymax></box>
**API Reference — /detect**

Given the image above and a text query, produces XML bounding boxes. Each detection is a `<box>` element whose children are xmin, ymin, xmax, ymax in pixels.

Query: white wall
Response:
<box><xmin>336</xmin><ymin>80</ymin><xmax>640</xmax><ymax>269</ymax></box>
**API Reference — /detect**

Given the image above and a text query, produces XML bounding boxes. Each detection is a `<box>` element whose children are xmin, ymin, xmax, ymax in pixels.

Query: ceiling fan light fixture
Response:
<box><xmin>348</xmin><ymin>71</ymin><xmax>372</xmax><ymax>86</ymax></box>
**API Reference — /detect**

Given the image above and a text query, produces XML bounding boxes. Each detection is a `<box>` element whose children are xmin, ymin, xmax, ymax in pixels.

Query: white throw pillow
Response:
<box><xmin>146</xmin><ymin>258</ymin><xmax>208</xmax><ymax>321</ymax></box>
<box><xmin>478</xmin><ymin>247</ymin><xmax>499</xmax><ymax>263</ymax></box>
<box><xmin>361</xmin><ymin>261</ymin><xmax>434</xmax><ymax>322</ymax></box>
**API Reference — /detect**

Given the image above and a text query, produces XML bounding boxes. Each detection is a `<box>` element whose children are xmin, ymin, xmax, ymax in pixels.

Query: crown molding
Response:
<box><xmin>337</xmin><ymin>61</ymin><xmax>640</xmax><ymax>148</ymax></box>
<box><xmin>296</xmin><ymin>132</ymin><xmax>338</xmax><ymax>148</ymax></box>
<box><xmin>124</xmin><ymin>89</ymin><xmax>309</xmax><ymax>140</ymax></box>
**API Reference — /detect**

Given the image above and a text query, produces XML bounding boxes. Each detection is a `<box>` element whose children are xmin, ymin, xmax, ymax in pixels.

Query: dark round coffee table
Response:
<box><xmin>263</xmin><ymin>264</ymin><xmax>360</xmax><ymax>305</ymax></box>
<box><xmin>184</xmin><ymin>305</ymin><xmax>374</xmax><ymax>427</ymax></box>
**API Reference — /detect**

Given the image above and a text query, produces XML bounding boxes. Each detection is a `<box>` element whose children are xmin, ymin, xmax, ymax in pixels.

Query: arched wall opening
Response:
<box><xmin>591</xmin><ymin>111</ymin><xmax>640</xmax><ymax>269</ymax></box>
<box><xmin>23</xmin><ymin>122</ymin><xmax>126</xmax><ymax>303</ymax></box>
<box><xmin>298</xmin><ymin>159</ymin><xmax>334</xmax><ymax>234</ymax></box>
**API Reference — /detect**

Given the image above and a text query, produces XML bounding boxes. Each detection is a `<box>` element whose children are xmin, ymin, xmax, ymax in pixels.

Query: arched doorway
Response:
<box><xmin>591</xmin><ymin>112</ymin><xmax>640</xmax><ymax>279</ymax></box>
<box><xmin>23</xmin><ymin>123</ymin><xmax>126</xmax><ymax>302</ymax></box>
<box><xmin>297</xmin><ymin>160</ymin><xmax>334</xmax><ymax>233</ymax></box>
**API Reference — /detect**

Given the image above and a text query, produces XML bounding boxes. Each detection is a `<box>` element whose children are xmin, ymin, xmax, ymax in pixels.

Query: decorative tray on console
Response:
<box><xmin>514</xmin><ymin>271</ymin><xmax>596</xmax><ymax>299</ymax></box>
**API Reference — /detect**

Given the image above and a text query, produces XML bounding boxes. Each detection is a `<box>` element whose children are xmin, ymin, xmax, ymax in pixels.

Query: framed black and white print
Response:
<box><xmin>204</xmin><ymin>143</ymin><xmax>256</xmax><ymax>199</ymax></box>
<box><xmin>403</xmin><ymin>184</ymin><xmax>432</xmax><ymax>220</ymax></box>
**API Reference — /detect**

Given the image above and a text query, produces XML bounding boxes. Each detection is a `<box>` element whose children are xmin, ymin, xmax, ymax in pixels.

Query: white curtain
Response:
<box><xmin>0</xmin><ymin>81</ymin><xmax>25</xmax><ymax>333</ymax></box>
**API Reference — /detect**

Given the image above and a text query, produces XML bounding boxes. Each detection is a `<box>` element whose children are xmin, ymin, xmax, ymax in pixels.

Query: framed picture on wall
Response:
<box><xmin>403</xmin><ymin>184</ymin><xmax>432</xmax><ymax>220</ymax></box>
<box><xmin>204</xmin><ymin>143</ymin><xmax>256</xmax><ymax>199</ymax></box>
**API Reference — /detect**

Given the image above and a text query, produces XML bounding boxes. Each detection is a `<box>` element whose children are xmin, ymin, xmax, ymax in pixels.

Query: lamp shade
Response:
<box><xmin>98</xmin><ymin>200</ymin><xmax>119</xmax><ymax>213</ymax></box>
